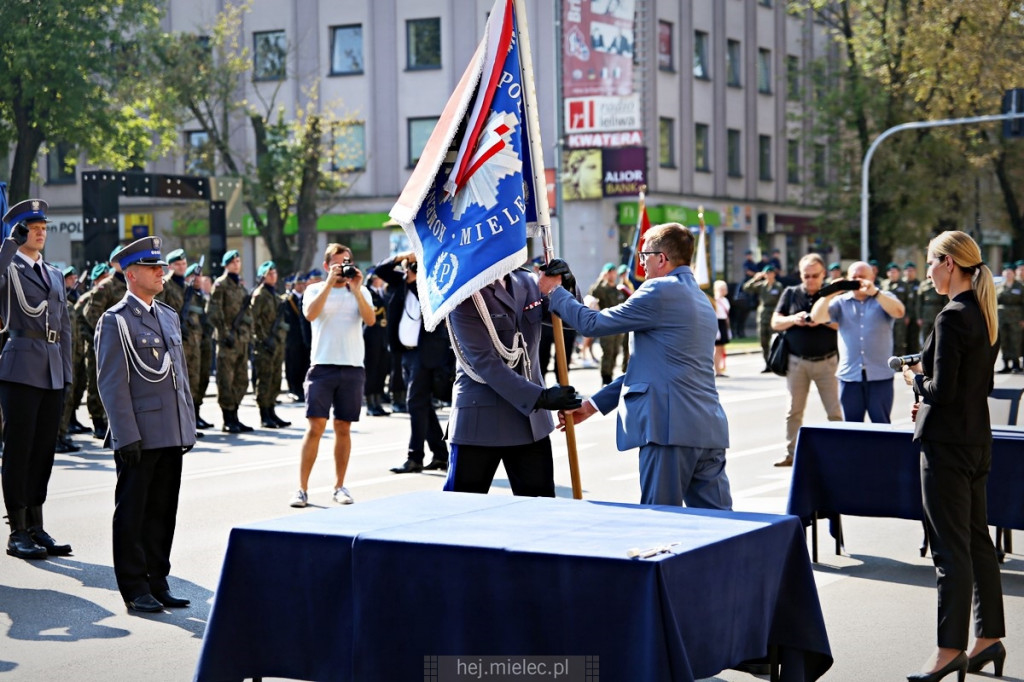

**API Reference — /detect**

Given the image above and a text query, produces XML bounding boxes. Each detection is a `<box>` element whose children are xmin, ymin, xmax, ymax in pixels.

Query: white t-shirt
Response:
<box><xmin>302</xmin><ymin>282</ymin><xmax>372</xmax><ymax>367</ymax></box>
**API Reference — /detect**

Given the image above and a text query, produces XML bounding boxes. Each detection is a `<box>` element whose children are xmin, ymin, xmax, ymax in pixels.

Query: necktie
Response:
<box><xmin>33</xmin><ymin>263</ymin><xmax>49</xmax><ymax>293</ymax></box>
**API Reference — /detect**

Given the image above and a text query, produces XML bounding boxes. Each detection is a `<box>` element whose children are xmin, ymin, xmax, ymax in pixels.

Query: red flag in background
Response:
<box><xmin>631</xmin><ymin>189</ymin><xmax>651</xmax><ymax>279</ymax></box>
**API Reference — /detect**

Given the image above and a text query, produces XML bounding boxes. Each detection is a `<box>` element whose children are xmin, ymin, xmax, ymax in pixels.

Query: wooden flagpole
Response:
<box><xmin>513</xmin><ymin>0</ymin><xmax>583</xmax><ymax>499</ymax></box>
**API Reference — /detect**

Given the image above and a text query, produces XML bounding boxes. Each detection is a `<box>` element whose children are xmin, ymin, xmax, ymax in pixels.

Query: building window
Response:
<box><xmin>253</xmin><ymin>30</ymin><xmax>287</xmax><ymax>81</ymax></box>
<box><xmin>46</xmin><ymin>143</ymin><xmax>76</xmax><ymax>184</ymax></box>
<box><xmin>787</xmin><ymin>140</ymin><xmax>801</xmax><ymax>184</ymax></box>
<box><xmin>659</xmin><ymin>117</ymin><xmax>675</xmax><ymax>168</ymax></box>
<box><xmin>759</xmin><ymin>135</ymin><xmax>772</xmax><ymax>181</ymax></box>
<box><xmin>727</xmin><ymin>129</ymin><xmax>742</xmax><ymax>177</ymax></box>
<box><xmin>695</xmin><ymin>123</ymin><xmax>710</xmax><ymax>172</ymax></box>
<box><xmin>757</xmin><ymin>48</ymin><xmax>772</xmax><ymax>94</ymax></box>
<box><xmin>657</xmin><ymin>21</ymin><xmax>673</xmax><ymax>71</ymax></box>
<box><xmin>184</xmin><ymin>131</ymin><xmax>214</xmax><ymax>175</ymax></box>
<box><xmin>330</xmin><ymin>25</ymin><xmax>363</xmax><ymax>75</ymax></box>
<box><xmin>759</xmin><ymin>0</ymin><xmax>773</xmax><ymax>6</ymax></box>
<box><xmin>814</xmin><ymin>143</ymin><xmax>827</xmax><ymax>187</ymax></box>
<box><xmin>693</xmin><ymin>31</ymin><xmax>709</xmax><ymax>79</ymax></box>
<box><xmin>407</xmin><ymin>18</ymin><xmax>441</xmax><ymax>70</ymax></box>
<box><xmin>787</xmin><ymin>55</ymin><xmax>800</xmax><ymax>100</ymax></box>
<box><xmin>331</xmin><ymin>121</ymin><xmax>366</xmax><ymax>171</ymax></box>
<box><xmin>726</xmin><ymin>40</ymin><xmax>741</xmax><ymax>87</ymax></box>
<box><xmin>408</xmin><ymin>117</ymin><xmax>438</xmax><ymax>166</ymax></box>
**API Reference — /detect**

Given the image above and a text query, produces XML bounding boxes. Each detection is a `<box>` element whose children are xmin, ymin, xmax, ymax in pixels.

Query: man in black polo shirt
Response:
<box><xmin>770</xmin><ymin>253</ymin><xmax>842</xmax><ymax>467</ymax></box>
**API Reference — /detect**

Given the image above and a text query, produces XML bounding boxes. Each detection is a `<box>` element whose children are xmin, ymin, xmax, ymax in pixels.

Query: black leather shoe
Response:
<box><xmin>423</xmin><ymin>458</ymin><xmax>448</xmax><ymax>471</ymax></box>
<box><xmin>967</xmin><ymin>641</ymin><xmax>1005</xmax><ymax>676</ymax></box>
<box><xmin>92</xmin><ymin>421</ymin><xmax>107</xmax><ymax>439</ymax></box>
<box><xmin>69</xmin><ymin>419</ymin><xmax>91</xmax><ymax>435</ymax></box>
<box><xmin>390</xmin><ymin>459</ymin><xmax>423</xmax><ymax>474</ymax></box>
<box><xmin>54</xmin><ymin>438</ymin><xmax>80</xmax><ymax>454</ymax></box>
<box><xmin>29</xmin><ymin>529</ymin><xmax>72</xmax><ymax>556</ymax></box>
<box><xmin>222</xmin><ymin>422</ymin><xmax>243</xmax><ymax>434</ymax></box>
<box><xmin>7</xmin><ymin>530</ymin><xmax>48</xmax><ymax>560</ymax></box>
<box><xmin>153</xmin><ymin>590</ymin><xmax>190</xmax><ymax>608</ymax></box>
<box><xmin>907</xmin><ymin>652</ymin><xmax>968</xmax><ymax>682</ymax></box>
<box><xmin>236</xmin><ymin>420</ymin><xmax>254</xmax><ymax>433</ymax></box>
<box><xmin>125</xmin><ymin>594</ymin><xmax>164</xmax><ymax>613</ymax></box>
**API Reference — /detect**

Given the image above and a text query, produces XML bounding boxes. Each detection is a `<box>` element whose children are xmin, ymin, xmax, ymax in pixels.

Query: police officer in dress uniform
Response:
<box><xmin>95</xmin><ymin>237</ymin><xmax>196</xmax><ymax>612</ymax></box>
<box><xmin>206</xmin><ymin>250</ymin><xmax>254</xmax><ymax>433</ymax></box>
<box><xmin>0</xmin><ymin>199</ymin><xmax>73</xmax><ymax>560</ymax></box>
<box><xmin>250</xmin><ymin>260</ymin><xmax>290</xmax><ymax>428</ymax></box>
<box><xmin>82</xmin><ymin>245</ymin><xmax>128</xmax><ymax>438</ymax></box>
<box><xmin>883</xmin><ymin>262</ymin><xmax>910</xmax><ymax>356</ymax></box>
<box><xmin>281</xmin><ymin>273</ymin><xmax>310</xmax><ymax>402</ymax></box>
<box><xmin>742</xmin><ymin>264</ymin><xmax>783</xmax><ymax>373</ymax></box>
<box><xmin>996</xmin><ymin>266</ymin><xmax>1024</xmax><ymax>373</ymax></box>
<box><xmin>156</xmin><ymin>249</ymin><xmax>208</xmax><ymax>434</ymax></box>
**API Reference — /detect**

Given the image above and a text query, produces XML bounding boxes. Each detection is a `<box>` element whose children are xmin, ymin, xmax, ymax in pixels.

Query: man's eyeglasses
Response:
<box><xmin>639</xmin><ymin>251</ymin><xmax>662</xmax><ymax>259</ymax></box>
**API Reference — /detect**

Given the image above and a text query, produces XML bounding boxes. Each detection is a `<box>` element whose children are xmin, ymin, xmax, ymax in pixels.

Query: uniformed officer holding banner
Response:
<box><xmin>95</xmin><ymin>236</ymin><xmax>196</xmax><ymax>613</ymax></box>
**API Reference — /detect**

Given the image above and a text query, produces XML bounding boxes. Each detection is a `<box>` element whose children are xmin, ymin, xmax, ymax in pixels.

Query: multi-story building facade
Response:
<box><xmin>17</xmin><ymin>0</ymin><xmax>835</xmax><ymax>284</ymax></box>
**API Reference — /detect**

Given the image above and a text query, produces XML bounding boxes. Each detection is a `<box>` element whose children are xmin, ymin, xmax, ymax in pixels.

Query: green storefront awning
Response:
<box><xmin>240</xmin><ymin>211</ymin><xmax>394</xmax><ymax>237</ymax></box>
<box><xmin>617</xmin><ymin>202</ymin><xmax>720</xmax><ymax>227</ymax></box>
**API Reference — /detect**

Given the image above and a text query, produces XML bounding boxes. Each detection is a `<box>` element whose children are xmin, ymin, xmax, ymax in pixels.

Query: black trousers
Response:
<box><xmin>921</xmin><ymin>439</ymin><xmax>1005</xmax><ymax>649</ymax></box>
<box><xmin>284</xmin><ymin>337</ymin><xmax>310</xmax><ymax>399</ymax></box>
<box><xmin>0</xmin><ymin>381</ymin><xmax>63</xmax><ymax>514</ymax></box>
<box><xmin>448</xmin><ymin>437</ymin><xmax>555</xmax><ymax>497</ymax></box>
<box><xmin>401</xmin><ymin>349</ymin><xmax>446</xmax><ymax>463</ymax></box>
<box><xmin>363</xmin><ymin>330</ymin><xmax>390</xmax><ymax>396</ymax></box>
<box><xmin>113</xmin><ymin>446</ymin><xmax>183</xmax><ymax>601</ymax></box>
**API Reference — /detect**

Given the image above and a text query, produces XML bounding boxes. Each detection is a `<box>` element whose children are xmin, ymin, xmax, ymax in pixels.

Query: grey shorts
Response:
<box><xmin>304</xmin><ymin>365</ymin><xmax>365</xmax><ymax>422</ymax></box>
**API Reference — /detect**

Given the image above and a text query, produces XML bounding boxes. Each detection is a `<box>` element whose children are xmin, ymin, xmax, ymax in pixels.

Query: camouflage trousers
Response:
<box><xmin>252</xmin><ymin>344</ymin><xmax>285</xmax><ymax>409</ymax></box>
<box><xmin>216</xmin><ymin>341</ymin><xmax>250</xmax><ymax>410</ymax></box>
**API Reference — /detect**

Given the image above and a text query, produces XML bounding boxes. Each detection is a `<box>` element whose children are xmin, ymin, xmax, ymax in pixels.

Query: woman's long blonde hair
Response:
<box><xmin>928</xmin><ymin>230</ymin><xmax>998</xmax><ymax>345</ymax></box>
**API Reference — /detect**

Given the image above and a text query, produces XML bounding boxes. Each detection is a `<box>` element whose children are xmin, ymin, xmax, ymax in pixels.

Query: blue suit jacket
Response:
<box><xmin>548</xmin><ymin>265</ymin><xmax>729</xmax><ymax>451</ymax></box>
<box><xmin>446</xmin><ymin>271</ymin><xmax>552</xmax><ymax>447</ymax></box>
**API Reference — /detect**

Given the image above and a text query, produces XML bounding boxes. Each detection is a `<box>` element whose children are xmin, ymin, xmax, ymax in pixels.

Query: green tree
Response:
<box><xmin>0</xmin><ymin>0</ymin><xmax>179</xmax><ymax>202</ymax></box>
<box><xmin>155</xmin><ymin>2</ymin><xmax>359</xmax><ymax>275</ymax></box>
<box><xmin>793</xmin><ymin>0</ymin><xmax>1024</xmax><ymax>259</ymax></box>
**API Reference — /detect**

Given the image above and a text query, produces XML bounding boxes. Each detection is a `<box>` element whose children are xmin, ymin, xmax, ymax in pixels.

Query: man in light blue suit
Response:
<box><xmin>538</xmin><ymin>223</ymin><xmax>732</xmax><ymax>509</ymax></box>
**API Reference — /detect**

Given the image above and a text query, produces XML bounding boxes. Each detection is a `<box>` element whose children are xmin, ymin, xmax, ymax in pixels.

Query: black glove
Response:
<box><xmin>223</xmin><ymin>332</ymin><xmax>235</xmax><ymax>349</ymax></box>
<box><xmin>262</xmin><ymin>337</ymin><xmax>276</xmax><ymax>353</ymax></box>
<box><xmin>534</xmin><ymin>385</ymin><xmax>583</xmax><ymax>411</ymax></box>
<box><xmin>182</xmin><ymin>444</ymin><xmax>194</xmax><ymax>454</ymax></box>
<box><xmin>539</xmin><ymin>259</ymin><xmax>576</xmax><ymax>294</ymax></box>
<box><xmin>11</xmin><ymin>223</ymin><xmax>29</xmax><ymax>246</ymax></box>
<box><xmin>117</xmin><ymin>441</ymin><xmax>143</xmax><ymax>467</ymax></box>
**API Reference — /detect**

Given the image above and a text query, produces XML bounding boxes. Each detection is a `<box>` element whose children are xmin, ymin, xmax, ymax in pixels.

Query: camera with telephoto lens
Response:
<box><xmin>342</xmin><ymin>264</ymin><xmax>358</xmax><ymax>279</ymax></box>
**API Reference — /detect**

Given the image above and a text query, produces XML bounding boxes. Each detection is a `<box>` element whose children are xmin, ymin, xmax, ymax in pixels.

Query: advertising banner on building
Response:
<box><xmin>562</xmin><ymin>0</ymin><xmax>635</xmax><ymax>98</ymax></box>
<box><xmin>564</xmin><ymin>94</ymin><xmax>641</xmax><ymax>134</ymax></box>
<box><xmin>601</xmin><ymin>147</ymin><xmax>646</xmax><ymax>197</ymax></box>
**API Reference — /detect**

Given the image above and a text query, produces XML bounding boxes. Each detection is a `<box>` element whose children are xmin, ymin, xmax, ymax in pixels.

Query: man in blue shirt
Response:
<box><xmin>810</xmin><ymin>260</ymin><xmax>905</xmax><ymax>422</ymax></box>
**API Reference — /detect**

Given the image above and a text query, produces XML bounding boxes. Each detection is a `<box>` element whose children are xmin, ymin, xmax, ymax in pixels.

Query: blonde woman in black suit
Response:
<box><xmin>903</xmin><ymin>230</ymin><xmax>1004</xmax><ymax>681</ymax></box>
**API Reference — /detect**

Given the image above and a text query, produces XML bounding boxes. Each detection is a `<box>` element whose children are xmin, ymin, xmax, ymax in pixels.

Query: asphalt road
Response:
<box><xmin>1</xmin><ymin>350</ymin><xmax>1022</xmax><ymax>681</ymax></box>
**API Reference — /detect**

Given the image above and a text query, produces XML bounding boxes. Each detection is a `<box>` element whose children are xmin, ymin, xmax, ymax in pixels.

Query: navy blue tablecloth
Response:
<box><xmin>195</xmin><ymin>492</ymin><xmax>832</xmax><ymax>682</ymax></box>
<box><xmin>787</xmin><ymin>423</ymin><xmax>1024</xmax><ymax>529</ymax></box>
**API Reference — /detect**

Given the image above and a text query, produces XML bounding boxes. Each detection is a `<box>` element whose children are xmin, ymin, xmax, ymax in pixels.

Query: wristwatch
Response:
<box><xmin>870</xmin><ymin>289</ymin><xmax>880</xmax><ymax>298</ymax></box>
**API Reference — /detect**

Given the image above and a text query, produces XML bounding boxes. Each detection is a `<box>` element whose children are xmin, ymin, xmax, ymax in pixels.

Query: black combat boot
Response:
<box><xmin>234</xmin><ymin>410</ymin><xmax>254</xmax><ymax>433</ymax></box>
<box><xmin>92</xmin><ymin>418</ymin><xmax>108</xmax><ymax>440</ymax></box>
<box><xmin>369</xmin><ymin>394</ymin><xmax>390</xmax><ymax>417</ymax></box>
<box><xmin>6</xmin><ymin>508</ymin><xmax>48</xmax><ymax>560</ymax></box>
<box><xmin>221</xmin><ymin>408</ymin><xmax>242</xmax><ymax>434</ymax></box>
<box><xmin>26</xmin><ymin>505</ymin><xmax>71</xmax><ymax>556</ymax></box>
<box><xmin>195</xmin><ymin>405</ymin><xmax>214</xmax><ymax>430</ymax></box>
<box><xmin>260</xmin><ymin>407</ymin><xmax>280</xmax><ymax>429</ymax></box>
<box><xmin>391</xmin><ymin>390</ymin><xmax>407</xmax><ymax>414</ymax></box>
<box><xmin>270</xmin><ymin>407</ymin><xmax>291</xmax><ymax>427</ymax></box>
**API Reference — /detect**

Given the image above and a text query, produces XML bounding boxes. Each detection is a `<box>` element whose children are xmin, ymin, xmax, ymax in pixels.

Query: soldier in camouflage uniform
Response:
<box><xmin>250</xmin><ymin>261</ymin><xmax>290</xmax><ymax>428</ymax></box>
<box><xmin>1016</xmin><ymin>260</ymin><xmax>1024</xmax><ymax>367</ymax></box>
<box><xmin>207</xmin><ymin>250</ymin><xmax>255</xmax><ymax>433</ymax></box>
<box><xmin>55</xmin><ymin>267</ymin><xmax>83</xmax><ymax>454</ymax></box>
<box><xmin>190</xmin><ymin>267</ymin><xmax>215</xmax><ymax>427</ymax></box>
<box><xmin>81</xmin><ymin>246</ymin><xmax>127</xmax><ymax>438</ymax></box>
<box><xmin>902</xmin><ymin>262</ymin><xmax>922</xmax><ymax>355</ymax></box>
<box><xmin>882</xmin><ymin>262</ymin><xmax>910</xmax><ymax>356</ymax></box>
<box><xmin>155</xmin><ymin>249</ymin><xmax>209</xmax><ymax>431</ymax></box>
<box><xmin>742</xmin><ymin>265</ymin><xmax>783</xmax><ymax>372</ymax></box>
<box><xmin>996</xmin><ymin>266</ymin><xmax>1024</xmax><ymax>373</ymax></box>
<box><xmin>916</xmin><ymin>275</ymin><xmax>945</xmax><ymax>347</ymax></box>
<box><xmin>588</xmin><ymin>263</ymin><xmax>627</xmax><ymax>386</ymax></box>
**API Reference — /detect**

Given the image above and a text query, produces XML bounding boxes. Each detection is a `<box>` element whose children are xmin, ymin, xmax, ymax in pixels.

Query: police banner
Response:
<box><xmin>0</xmin><ymin>183</ymin><xmax>8</xmax><ymax>241</ymax></box>
<box><xmin>389</xmin><ymin>0</ymin><xmax>548</xmax><ymax>331</ymax></box>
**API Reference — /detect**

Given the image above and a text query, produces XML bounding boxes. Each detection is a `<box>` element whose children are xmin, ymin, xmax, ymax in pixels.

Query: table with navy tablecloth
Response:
<box><xmin>786</xmin><ymin>422</ymin><xmax>1024</xmax><ymax>560</ymax></box>
<box><xmin>194</xmin><ymin>491</ymin><xmax>832</xmax><ymax>682</ymax></box>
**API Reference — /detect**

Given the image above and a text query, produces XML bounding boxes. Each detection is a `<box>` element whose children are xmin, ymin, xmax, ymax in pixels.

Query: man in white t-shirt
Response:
<box><xmin>288</xmin><ymin>243</ymin><xmax>375</xmax><ymax>508</ymax></box>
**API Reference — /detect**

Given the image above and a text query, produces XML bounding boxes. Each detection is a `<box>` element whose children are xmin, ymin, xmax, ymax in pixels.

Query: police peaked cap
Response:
<box><xmin>222</xmin><ymin>249</ymin><xmax>240</xmax><ymax>266</ymax></box>
<box><xmin>3</xmin><ymin>199</ymin><xmax>51</xmax><ymax>225</ymax></box>
<box><xmin>114</xmin><ymin>236</ymin><xmax>168</xmax><ymax>268</ymax></box>
<box><xmin>257</xmin><ymin>260</ymin><xmax>276</xmax><ymax>278</ymax></box>
<box><xmin>307</xmin><ymin>268</ymin><xmax>324</xmax><ymax>279</ymax></box>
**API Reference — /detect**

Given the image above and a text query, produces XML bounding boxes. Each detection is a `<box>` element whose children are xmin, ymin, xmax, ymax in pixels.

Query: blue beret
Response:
<box><xmin>828</xmin><ymin>262</ymin><xmax>841</xmax><ymax>271</ymax></box>
<box><xmin>3</xmin><ymin>198</ymin><xmax>51</xmax><ymax>225</ymax></box>
<box><xmin>114</xmin><ymin>236</ymin><xmax>168</xmax><ymax>268</ymax></box>
<box><xmin>185</xmin><ymin>263</ymin><xmax>201</xmax><ymax>277</ymax></box>
<box><xmin>90</xmin><ymin>263</ymin><xmax>110</xmax><ymax>280</ymax></box>
<box><xmin>886</xmin><ymin>262</ymin><xmax>900</xmax><ymax>271</ymax></box>
<box><xmin>601</xmin><ymin>262</ymin><xmax>615</xmax><ymax>273</ymax></box>
<box><xmin>904</xmin><ymin>261</ymin><xmax>916</xmax><ymax>269</ymax></box>
<box><xmin>62</xmin><ymin>266</ymin><xmax>78</xmax><ymax>277</ymax></box>
<box><xmin>762</xmin><ymin>265</ymin><xmax>775</xmax><ymax>273</ymax></box>
<box><xmin>257</xmin><ymin>260</ymin><xmax>276</xmax><ymax>278</ymax></box>
<box><xmin>868</xmin><ymin>259</ymin><xmax>879</xmax><ymax>266</ymax></box>
<box><xmin>1015</xmin><ymin>260</ymin><xmax>1024</xmax><ymax>269</ymax></box>
<box><xmin>221</xmin><ymin>249</ymin><xmax>240</xmax><ymax>266</ymax></box>
<box><xmin>109</xmin><ymin>245</ymin><xmax>124</xmax><ymax>263</ymax></box>
<box><xmin>166</xmin><ymin>248</ymin><xmax>186</xmax><ymax>264</ymax></box>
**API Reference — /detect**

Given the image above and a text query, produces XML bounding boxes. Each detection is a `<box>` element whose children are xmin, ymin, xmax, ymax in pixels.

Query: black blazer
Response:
<box><xmin>374</xmin><ymin>256</ymin><xmax>449</xmax><ymax>369</ymax></box>
<box><xmin>913</xmin><ymin>291</ymin><xmax>999</xmax><ymax>445</ymax></box>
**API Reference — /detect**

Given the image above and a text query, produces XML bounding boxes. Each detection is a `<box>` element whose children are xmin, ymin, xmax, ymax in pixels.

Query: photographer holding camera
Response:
<box><xmin>769</xmin><ymin>253</ymin><xmax>842</xmax><ymax>467</ymax></box>
<box><xmin>288</xmin><ymin>244</ymin><xmax>375</xmax><ymax>508</ymax></box>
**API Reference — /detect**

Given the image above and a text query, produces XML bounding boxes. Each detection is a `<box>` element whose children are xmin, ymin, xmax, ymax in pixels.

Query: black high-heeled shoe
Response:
<box><xmin>906</xmin><ymin>652</ymin><xmax>968</xmax><ymax>682</ymax></box>
<box><xmin>968</xmin><ymin>641</ymin><xmax>1006</xmax><ymax>676</ymax></box>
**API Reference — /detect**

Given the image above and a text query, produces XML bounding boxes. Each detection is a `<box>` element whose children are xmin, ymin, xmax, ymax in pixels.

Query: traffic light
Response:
<box><xmin>1002</xmin><ymin>88</ymin><xmax>1024</xmax><ymax>139</ymax></box>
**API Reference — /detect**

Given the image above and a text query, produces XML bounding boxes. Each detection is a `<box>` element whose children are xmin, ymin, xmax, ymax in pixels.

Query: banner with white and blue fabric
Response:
<box><xmin>389</xmin><ymin>0</ymin><xmax>545</xmax><ymax>331</ymax></box>
<box><xmin>0</xmin><ymin>182</ymin><xmax>9</xmax><ymax>241</ymax></box>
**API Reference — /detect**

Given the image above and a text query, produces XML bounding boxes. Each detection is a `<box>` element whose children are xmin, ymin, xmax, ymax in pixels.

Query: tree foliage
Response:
<box><xmin>792</xmin><ymin>0</ymin><xmax>1024</xmax><ymax>260</ymax></box>
<box><xmin>155</xmin><ymin>1</ymin><xmax>360</xmax><ymax>275</ymax></box>
<box><xmin>0</xmin><ymin>0</ymin><xmax>179</xmax><ymax>202</ymax></box>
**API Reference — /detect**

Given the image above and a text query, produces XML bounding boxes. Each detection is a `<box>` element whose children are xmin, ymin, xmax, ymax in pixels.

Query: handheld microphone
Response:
<box><xmin>888</xmin><ymin>353</ymin><xmax>922</xmax><ymax>371</ymax></box>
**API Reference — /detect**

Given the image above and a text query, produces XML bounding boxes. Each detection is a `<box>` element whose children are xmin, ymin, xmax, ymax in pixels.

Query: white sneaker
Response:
<box><xmin>289</xmin><ymin>489</ymin><xmax>308</xmax><ymax>508</ymax></box>
<box><xmin>582</xmin><ymin>358</ymin><xmax>597</xmax><ymax>368</ymax></box>
<box><xmin>333</xmin><ymin>487</ymin><xmax>354</xmax><ymax>505</ymax></box>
